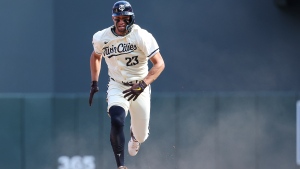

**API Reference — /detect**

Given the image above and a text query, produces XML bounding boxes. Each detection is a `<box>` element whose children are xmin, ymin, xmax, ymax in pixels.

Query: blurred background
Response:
<box><xmin>0</xmin><ymin>0</ymin><xmax>300</xmax><ymax>169</ymax></box>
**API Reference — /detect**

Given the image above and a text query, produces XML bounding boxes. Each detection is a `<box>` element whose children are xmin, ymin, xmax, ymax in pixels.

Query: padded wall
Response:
<box><xmin>0</xmin><ymin>93</ymin><xmax>299</xmax><ymax>169</ymax></box>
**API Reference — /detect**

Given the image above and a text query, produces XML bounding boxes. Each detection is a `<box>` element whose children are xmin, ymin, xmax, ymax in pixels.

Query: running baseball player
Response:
<box><xmin>88</xmin><ymin>1</ymin><xmax>165</xmax><ymax>169</ymax></box>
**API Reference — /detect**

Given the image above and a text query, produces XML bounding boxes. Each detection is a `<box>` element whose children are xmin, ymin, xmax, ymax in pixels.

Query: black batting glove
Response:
<box><xmin>89</xmin><ymin>81</ymin><xmax>99</xmax><ymax>106</ymax></box>
<box><xmin>123</xmin><ymin>80</ymin><xmax>147</xmax><ymax>101</ymax></box>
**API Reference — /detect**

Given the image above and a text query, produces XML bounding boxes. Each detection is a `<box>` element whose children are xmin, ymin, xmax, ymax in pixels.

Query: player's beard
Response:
<box><xmin>116</xmin><ymin>26</ymin><xmax>127</xmax><ymax>35</ymax></box>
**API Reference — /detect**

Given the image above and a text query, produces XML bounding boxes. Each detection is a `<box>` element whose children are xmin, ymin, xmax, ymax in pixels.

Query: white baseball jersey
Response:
<box><xmin>92</xmin><ymin>24</ymin><xmax>159</xmax><ymax>83</ymax></box>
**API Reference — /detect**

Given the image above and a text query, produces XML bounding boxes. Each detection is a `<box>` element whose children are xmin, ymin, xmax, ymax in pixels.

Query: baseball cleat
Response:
<box><xmin>118</xmin><ymin>166</ymin><xmax>128</xmax><ymax>169</ymax></box>
<box><xmin>128</xmin><ymin>129</ymin><xmax>141</xmax><ymax>156</ymax></box>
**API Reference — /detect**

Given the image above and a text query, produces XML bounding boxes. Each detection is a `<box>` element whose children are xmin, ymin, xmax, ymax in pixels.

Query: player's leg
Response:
<box><xmin>130</xmin><ymin>101</ymin><xmax>150</xmax><ymax>143</ymax></box>
<box><xmin>107</xmin><ymin>80</ymin><xmax>130</xmax><ymax>167</ymax></box>
<box><xmin>109</xmin><ymin>105</ymin><xmax>126</xmax><ymax>167</ymax></box>
<box><xmin>128</xmin><ymin>86</ymin><xmax>151</xmax><ymax>156</ymax></box>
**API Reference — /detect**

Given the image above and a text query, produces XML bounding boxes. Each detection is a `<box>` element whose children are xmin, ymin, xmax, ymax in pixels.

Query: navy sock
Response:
<box><xmin>109</xmin><ymin>106</ymin><xmax>126</xmax><ymax>167</ymax></box>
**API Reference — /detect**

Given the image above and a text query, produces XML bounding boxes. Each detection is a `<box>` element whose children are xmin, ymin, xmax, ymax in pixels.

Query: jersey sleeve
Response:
<box><xmin>137</xmin><ymin>30</ymin><xmax>159</xmax><ymax>58</ymax></box>
<box><xmin>92</xmin><ymin>31</ymin><xmax>104</xmax><ymax>55</ymax></box>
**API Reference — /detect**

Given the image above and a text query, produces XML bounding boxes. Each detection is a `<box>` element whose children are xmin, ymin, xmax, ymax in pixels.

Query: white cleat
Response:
<box><xmin>118</xmin><ymin>166</ymin><xmax>128</xmax><ymax>169</ymax></box>
<box><xmin>128</xmin><ymin>129</ymin><xmax>141</xmax><ymax>156</ymax></box>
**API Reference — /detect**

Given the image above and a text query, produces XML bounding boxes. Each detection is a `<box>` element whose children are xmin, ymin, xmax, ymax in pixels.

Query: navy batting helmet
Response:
<box><xmin>112</xmin><ymin>1</ymin><xmax>135</xmax><ymax>30</ymax></box>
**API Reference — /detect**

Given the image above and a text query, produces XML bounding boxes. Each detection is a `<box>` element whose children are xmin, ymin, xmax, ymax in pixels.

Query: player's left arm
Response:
<box><xmin>123</xmin><ymin>52</ymin><xmax>165</xmax><ymax>101</ymax></box>
<box><xmin>143</xmin><ymin>52</ymin><xmax>165</xmax><ymax>85</ymax></box>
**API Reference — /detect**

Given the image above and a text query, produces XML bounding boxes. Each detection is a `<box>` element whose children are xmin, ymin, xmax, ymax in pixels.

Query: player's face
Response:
<box><xmin>112</xmin><ymin>15</ymin><xmax>130</xmax><ymax>36</ymax></box>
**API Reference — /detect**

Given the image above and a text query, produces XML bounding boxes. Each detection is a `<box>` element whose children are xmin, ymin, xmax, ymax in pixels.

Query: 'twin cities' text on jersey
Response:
<box><xmin>103</xmin><ymin>43</ymin><xmax>138</xmax><ymax>58</ymax></box>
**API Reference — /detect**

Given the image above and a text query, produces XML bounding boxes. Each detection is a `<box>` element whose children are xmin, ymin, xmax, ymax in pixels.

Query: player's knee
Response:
<box><xmin>109</xmin><ymin>106</ymin><xmax>125</xmax><ymax>127</ymax></box>
<box><xmin>135</xmin><ymin>133</ymin><xmax>149</xmax><ymax>143</ymax></box>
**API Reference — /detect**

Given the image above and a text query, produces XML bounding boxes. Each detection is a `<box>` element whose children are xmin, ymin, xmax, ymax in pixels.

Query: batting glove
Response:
<box><xmin>89</xmin><ymin>81</ymin><xmax>99</xmax><ymax>106</ymax></box>
<box><xmin>123</xmin><ymin>80</ymin><xmax>147</xmax><ymax>101</ymax></box>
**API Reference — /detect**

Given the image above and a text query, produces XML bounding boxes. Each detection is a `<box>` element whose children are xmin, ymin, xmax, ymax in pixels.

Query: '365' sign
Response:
<box><xmin>58</xmin><ymin>156</ymin><xmax>95</xmax><ymax>169</ymax></box>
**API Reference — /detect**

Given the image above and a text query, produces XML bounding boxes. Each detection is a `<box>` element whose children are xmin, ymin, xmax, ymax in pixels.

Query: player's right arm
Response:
<box><xmin>89</xmin><ymin>30</ymin><xmax>104</xmax><ymax>106</ymax></box>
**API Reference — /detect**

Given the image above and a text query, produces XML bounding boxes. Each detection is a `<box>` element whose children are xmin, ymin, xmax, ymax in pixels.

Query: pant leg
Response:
<box><xmin>129</xmin><ymin>86</ymin><xmax>151</xmax><ymax>143</ymax></box>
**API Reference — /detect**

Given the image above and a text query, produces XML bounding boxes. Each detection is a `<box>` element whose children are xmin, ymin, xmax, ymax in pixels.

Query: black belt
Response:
<box><xmin>110</xmin><ymin>78</ymin><xmax>138</xmax><ymax>86</ymax></box>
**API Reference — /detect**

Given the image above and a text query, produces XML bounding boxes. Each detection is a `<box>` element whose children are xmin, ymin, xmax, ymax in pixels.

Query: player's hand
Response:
<box><xmin>123</xmin><ymin>80</ymin><xmax>147</xmax><ymax>101</ymax></box>
<box><xmin>89</xmin><ymin>81</ymin><xmax>99</xmax><ymax>106</ymax></box>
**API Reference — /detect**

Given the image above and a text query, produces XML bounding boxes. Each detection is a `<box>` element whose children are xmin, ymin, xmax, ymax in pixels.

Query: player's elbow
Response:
<box><xmin>161</xmin><ymin>61</ymin><xmax>165</xmax><ymax>70</ymax></box>
<box><xmin>158</xmin><ymin>60</ymin><xmax>165</xmax><ymax>72</ymax></box>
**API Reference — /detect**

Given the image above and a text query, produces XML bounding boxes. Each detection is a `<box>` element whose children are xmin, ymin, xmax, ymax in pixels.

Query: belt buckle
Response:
<box><xmin>122</xmin><ymin>81</ymin><xmax>134</xmax><ymax>86</ymax></box>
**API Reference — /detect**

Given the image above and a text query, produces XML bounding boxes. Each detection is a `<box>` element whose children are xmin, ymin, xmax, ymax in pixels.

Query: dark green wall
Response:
<box><xmin>0</xmin><ymin>93</ymin><xmax>299</xmax><ymax>169</ymax></box>
<box><xmin>0</xmin><ymin>1</ymin><xmax>300</xmax><ymax>93</ymax></box>
<box><xmin>0</xmin><ymin>1</ymin><xmax>54</xmax><ymax>93</ymax></box>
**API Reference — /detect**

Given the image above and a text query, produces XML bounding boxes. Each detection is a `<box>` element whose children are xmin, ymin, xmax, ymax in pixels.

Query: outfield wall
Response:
<box><xmin>0</xmin><ymin>93</ymin><xmax>299</xmax><ymax>169</ymax></box>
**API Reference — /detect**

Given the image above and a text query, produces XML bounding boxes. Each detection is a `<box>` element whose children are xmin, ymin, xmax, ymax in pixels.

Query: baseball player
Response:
<box><xmin>88</xmin><ymin>1</ymin><xmax>165</xmax><ymax>169</ymax></box>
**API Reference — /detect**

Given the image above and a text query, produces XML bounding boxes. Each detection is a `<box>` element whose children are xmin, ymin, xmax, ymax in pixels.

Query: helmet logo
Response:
<box><xmin>119</xmin><ymin>5</ymin><xmax>125</xmax><ymax>11</ymax></box>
